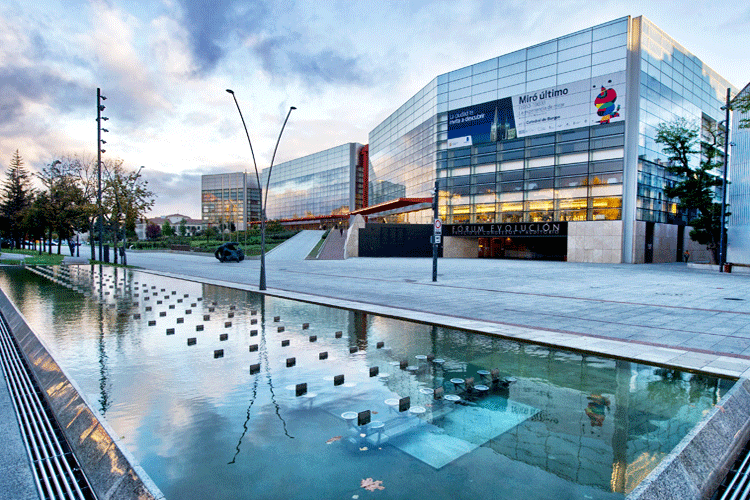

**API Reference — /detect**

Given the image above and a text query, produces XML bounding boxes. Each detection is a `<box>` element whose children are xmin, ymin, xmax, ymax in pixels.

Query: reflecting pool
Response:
<box><xmin>0</xmin><ymin>265</ymin><xmax>735</xmax><ymax>500</ymax></box>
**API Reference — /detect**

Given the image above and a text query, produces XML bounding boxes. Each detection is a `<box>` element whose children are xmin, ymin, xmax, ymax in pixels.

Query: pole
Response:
<box><xmin>432</xmin><ymin>179</ymin><xmax>439</xmax><ymax>282</ymax></box>
<box><xmin>261</xmin><ymin>106</ymin><xmax>296</xmax><ymax>291</ymax></box>
<box><xmin>96</xmin><ymin>88</ymin><xmax>103</xmax><ymax>262</ymax></box>
<box><xmin>719</xmin><ymin>87</ymin><xmax>731</xmax><ymax>272</ymax></box>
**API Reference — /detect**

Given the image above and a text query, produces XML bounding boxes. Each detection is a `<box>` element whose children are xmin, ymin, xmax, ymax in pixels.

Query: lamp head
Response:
<box><xmin>290</xmin><ymin>106</ymin><xmax>296</xmax><ymax>110</ymax></box>
<box><xmin>101</xmin><ymin>95</ymin><xmax>107</xmax><ymax>101</ymax></box>
<box><xmin>226</xmin><ymin>89</ymin><xmax>234</xmax><ymax>95</ymax></box>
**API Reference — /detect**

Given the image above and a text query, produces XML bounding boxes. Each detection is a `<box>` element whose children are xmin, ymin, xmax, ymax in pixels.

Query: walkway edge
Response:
<box><xmin>0</xmin><ymin>288</ymin><xmax>165</xmax><ymax>500</ymax></box>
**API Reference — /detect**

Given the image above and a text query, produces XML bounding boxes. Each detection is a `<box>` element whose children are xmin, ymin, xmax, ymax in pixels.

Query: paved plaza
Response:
<box><xmin>125</xmin><ymin>250</ymin><xmax>750</xmax><ymax>379</ymax></box>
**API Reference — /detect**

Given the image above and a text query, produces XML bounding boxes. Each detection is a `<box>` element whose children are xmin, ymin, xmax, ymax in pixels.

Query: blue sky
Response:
<box><xmin>1</xmin><ymin>0</ymin><xmax>748</xmax><ymax>217</ymax></box>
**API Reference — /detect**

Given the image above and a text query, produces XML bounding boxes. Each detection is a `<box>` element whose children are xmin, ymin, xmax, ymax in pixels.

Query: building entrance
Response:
<box><xmin>477</xmin><ymin>236</ymin><xmax>567</xmax><ymax>261</ymax></box>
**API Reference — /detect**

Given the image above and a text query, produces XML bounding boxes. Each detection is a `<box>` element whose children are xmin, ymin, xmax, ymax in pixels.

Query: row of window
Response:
<box><xmin>444</xmin><ymin>196</ymin><xmax>622</xmax><ymax>223</ymax></box>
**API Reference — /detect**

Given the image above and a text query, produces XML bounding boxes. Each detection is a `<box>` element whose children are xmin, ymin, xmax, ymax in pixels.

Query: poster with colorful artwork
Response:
<box><xmin>447</xmin><ymin>70</ymin><xmax>625</xmax><ymax>148</ymax></box>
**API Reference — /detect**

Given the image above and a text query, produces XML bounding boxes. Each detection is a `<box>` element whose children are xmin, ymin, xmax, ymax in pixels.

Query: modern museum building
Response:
<box><xmin>218</xmin><ymin>15</ymin><xmax>739</xmax><ymax>263</ymax></box>
<box><xmin>362</xmin><ymin>15</ymin><xmax>737</xmax><ymax>263</ymax></box>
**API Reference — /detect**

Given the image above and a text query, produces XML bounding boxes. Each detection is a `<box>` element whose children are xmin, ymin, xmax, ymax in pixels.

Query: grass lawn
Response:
<box><xmin>0</xmin><ymin>249</ymin><xmax>66</xmax><ymax>266</ymax></box>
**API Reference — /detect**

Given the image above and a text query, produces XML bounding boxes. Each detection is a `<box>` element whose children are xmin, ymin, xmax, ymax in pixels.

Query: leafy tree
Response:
<box><xmin>103</xmin><ymin>161</ymin><xmax>154</xmax><ymax>265</ymax></box>
<box><xmin>0</xmin><ymin>150</ymin><xmax>35</xmax><ymax>248</ymax></box>
<box><xmin>179</xmin><ymin>218</ymin><xmax>187</xmax><ymax>237</ymax></box>
<box><xmin>38</xmin><ymin>159</ymin><xmax>91</xmax><ymax>254</ymax></box>
<box><xmin>735</xmin><ymin>90</ymin><xmax>750</xmax><ymax>129</ymax></box>
<box><xmin>162</xmin><ymin>219</ymin><xmax>174</xmax><ymax>237</ymax></box>
<box><xmin>655</xmin><ymin>117</ymin><xmax>728</xmax><ymax>263</ymax></box>
<box><xmin>145</xmin><ymin>222</ymin><xmax>161</xmax><ymax>240</ymax></box>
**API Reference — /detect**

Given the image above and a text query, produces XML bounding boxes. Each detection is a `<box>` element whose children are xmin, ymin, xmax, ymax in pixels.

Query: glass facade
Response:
<box><xmin>367</xmin><ymin>16</ymin><xmax>736</xmax><ymax>232</ymax></box>
<box><xmin>262</xmin><ymin>143</ymin><xmax>362</xmax><ymax>220</ymax></box>
<box><xmin>201</xmin><ymin>173</ymin><xmax>260</xmax><ymax>230</ymax></box>
<box><xmin>728</xmin><ymin>84</ymin><xmax>750</xmax><ymax>264</ymax></box>
<box><xmin>636</xmin><ymin>18</ymin><xmax>735</xmax><ymax>223</ymax></box>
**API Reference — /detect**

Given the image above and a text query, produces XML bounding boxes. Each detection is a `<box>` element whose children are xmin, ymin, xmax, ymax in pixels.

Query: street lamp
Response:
<box><xmin>719</xmin><ymin>88</ymin><xmax>731</xmax><ymax>272</ymax></box>
<box><xmin>96</xmin><ymin>88</ymin><xmax>109</xmax><ymax>262</ymax></box>
<box><xmin>226</xmin><ymin>89</ymin><xmax>295</xmax><ymax>290</ymax></box>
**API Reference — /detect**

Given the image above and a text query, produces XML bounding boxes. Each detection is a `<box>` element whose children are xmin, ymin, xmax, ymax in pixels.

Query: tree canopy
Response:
<box><xmin>0</xmin><ymin>150</ymin><xmax>36</xmax><ymax>247</ymax></box>
<box><xmin>655</xmin><ymin>118</ymin><xmax>728</xmax><ymax>263</ymax></box>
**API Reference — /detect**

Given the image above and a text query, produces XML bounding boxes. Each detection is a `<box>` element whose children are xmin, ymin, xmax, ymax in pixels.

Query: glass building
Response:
<box><xmin>201</xmin><ymin>173</ymin><xmax>260</xmax><ymax>231</ymax></box>
<box><xmin>728</xmin><ymin>83</ymin><xmax>750</xmax><ymax>265</ymax></box>
<box><xmin>367</xmin><ymin>16</ymin><xmax>737</xmax><ymax>263</ymax></box>
<box><xmin>262</xmin><ymin>143</ymin><xmax>364</xmax><ymax>220</ymax></box>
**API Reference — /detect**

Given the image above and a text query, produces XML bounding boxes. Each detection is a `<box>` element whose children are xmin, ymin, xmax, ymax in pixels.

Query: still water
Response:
<box><xmin>0</xmin><ymin>265</ymin><xmax>735</xmax><ymax>500</ymax></box>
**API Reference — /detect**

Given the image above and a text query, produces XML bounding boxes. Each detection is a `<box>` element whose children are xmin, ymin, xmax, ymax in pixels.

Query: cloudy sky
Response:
<box><xmin>2</xmin><ymin>0</ymin><xmax>748</xmax><ymax>218</ymax></box>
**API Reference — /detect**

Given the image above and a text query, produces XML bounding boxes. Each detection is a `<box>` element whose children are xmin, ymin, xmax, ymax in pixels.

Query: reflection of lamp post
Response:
<box><xmin>226</xmin><ymin>89</ymin><xmax>295</xmax><ymax>290</ymax></box>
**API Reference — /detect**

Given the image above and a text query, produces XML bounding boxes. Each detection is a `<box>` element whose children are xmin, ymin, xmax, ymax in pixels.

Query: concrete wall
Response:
<box><xmin>567</xmin><ymin>221</ymin><xmax>623</xmax><ymax>263</ymax></box>
<box><xmin>344</xmin><ymin>214</ymin><xmax>366</xmax><ymax>258</ymax></box>
<box><xmin>443</xmin><ymin>236</ymin><xmax>476</xmax><ymax>258</ymax></box>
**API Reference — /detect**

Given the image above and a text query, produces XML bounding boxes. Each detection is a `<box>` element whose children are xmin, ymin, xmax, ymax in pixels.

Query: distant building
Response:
<box><xmin>135</xmin><ymin>214</ymin><xmax>203</xmax><ymax>240</ymax></box>
<box><xmin>201</xmin><ymin>173</ymin><xmax>260</xmax><ymax>231</ymax></box>
<box><xmin>262</xmin><ymin>143</ymin><xmax>365</xmax><ymax>227</ymax></box>
<box><xmin>727</xmin><ymin>83</ymin><xmax>750</xmax><ymax>265</ymax></box>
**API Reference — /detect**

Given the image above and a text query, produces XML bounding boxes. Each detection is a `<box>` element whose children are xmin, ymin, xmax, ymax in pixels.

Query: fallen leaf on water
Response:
<box><xmin>372</xmin><ymin>411</ymin><xmax>378</xmax><ymax>414</ymax></box>
<box><xmin>361</xmin><ymin>478</ymin><xmax>385</xmax><ymax>491</ymax></box>
<box><xmin>326</xmin><ymin>436</ymin><xmax>342</xmax><ymax>444</ymax></box>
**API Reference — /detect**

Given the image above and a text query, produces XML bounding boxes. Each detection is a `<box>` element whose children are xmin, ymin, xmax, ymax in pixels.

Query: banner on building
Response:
<box><xmin>447</xmin><ymin>70</ymin><xmax>625</xmax><ymax>148</ymax></box>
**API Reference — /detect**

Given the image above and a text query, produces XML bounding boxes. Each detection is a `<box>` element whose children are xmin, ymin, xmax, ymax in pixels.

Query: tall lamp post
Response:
<box><xmin>226</xmin><ymin>89</ymin><xmax>295</xmax><ymax>290</ymax></box>
<box><xmin>719</xmin><ymin>88</ymin><xmax>731</xmax><ymax>272</ymax></box>
<box><xmin>96</xmin><ymin>88</ymin><xmax>109</xmax><ymax>262</ymax></box>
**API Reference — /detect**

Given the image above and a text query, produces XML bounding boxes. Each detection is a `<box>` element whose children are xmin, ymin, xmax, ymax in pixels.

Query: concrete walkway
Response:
<box><xmin>123</xmin><ymin>252</ymin><xmax>750</xmax><ymax>379</ymax></box>
<box><xmin>265</xmin><ymin>230</ymin><xmax>324</xmax><ymax>261</ymax></box>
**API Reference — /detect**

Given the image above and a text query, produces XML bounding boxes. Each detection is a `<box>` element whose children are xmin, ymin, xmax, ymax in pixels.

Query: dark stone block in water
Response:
<box><xmin>427</xmin><ymin>354</ymin><xmax>435</xmax><ymax>361</ymax></box>
<box><xmin>159</xmin><ymin>311</ymin><xmax>166</xmax><ymax>317</ymax></box>
<box><xmin>208</xmin><ymin>307</ymin><xmax>215</xmax><ymax>312</ymax></box>
<box><xmin>171</xmin><ymin>291</ymin><xmax>176</xmax><ymax>295</ymax></box>
<box><xmin>249</xmin><ymin>344</ymin><xmax>258</xmax><ymax>352</ymax></box>
<box><xmin>166</xmin><ymin>328</ymin><xmax>175</xmax><ymax>335</ymax></box>
<box><xmin>187</xmin><ymin>338</ymin><xmax>196</xmax><ymax>346</ymax></box>
<box><xmin>334</xmin><ymin>374</ymin><xmax>344</xmax><ymax>386</ymax></box>
<box><xmin>251</xmin><ymin>319</ymin><xmax>257</xmax><ymax>325</ymax></box>
<box><xmin>286</xmin><ymin>357</ymin><xmax>296</xmax><ymax>367</ymax></box>
<box><xmin>251</xmin><ymin>310</ymin><xmax>257</xmax><ymax>315</ymax></box>
<box><xmin>281</xmin><ymin>339</ymin><xmax>290</xmax><ymax>347</ymax></box>
<box><xmin>250</xmin><ymin>329</ymin><xmax>258</xmax><ymax>336</ymax></box>
<box><xmin>156</xmin><ymin>300</ymin><xmax>162</xmax><ymax>304</ymax></box>
<box><xmin>214</xmin><ymin>349</ymin><xmax>223</xmax><ymax>358</ymax></box>
<box><xmin>309</xmin><ymin>335</ymin><xmax>317</xmax><ymax>342</ymax></box>
<box><xmin>196</xmin><ymin>325</ymin><xmax>204</xmax><ymax>331</ymax></box>
<box><xmin>296</xmin><ymin>383</ymin><xmax>307</xmax><ymax>397</ymax></box>
<box><xmin>169</xmin><ymin>305</ymin><xmax>175</xmax><ymax>309</ymax></box>
<box><xmin>350</xmin><ymin>346</ymin><xmax>358</xmax><ymax>354</ymax></box>
<box><xmin>224</xmin><ymin>321</ymin><xmax>231</xmax><ymax>328</ymax></box>
<box><xmin>277</xmin><ymin>326</ymin><xmax>285</xmax><ymax>332</ymax></box>
<box><xmin>319</xmin><ymin>352</ymin><xmax>328</xmax><ymax>360</ymax></box>
<box><xmin>302</xmin><ymin>323</ymin><xmax>309</xmax><ymax>330</ymax></box>
<box><xmin>227</xmin><ymin>312</ymin><xmax>234</xmax><ymax>318</ymax></box>
<box><xmin>335</xmin><ymin>331</ymin><xmax>343</xmax><ymax>338</ymax></box>
<box><xmin>144</xmin><ymin>297</ymin><xmax>150</xmax><ymax>301</ymax></box>
<box><xmin>185</xmin><ymin>310</ymin><xmax>192</xmax><ymax>314</ymax></box>
<box><xmin>148</xmin><ymin>320</ymin><xmax>156</xmax><ymax>326</ymax></box>
<box><xmin>177</xmin><ymin>299</ymin><xmax>182</xmax><ymax>303</ymax></box>
<box><xmin>219</xmin><ymin>333</ymin><xmax>228</xmax><ymax>341</ymax></box>
<box><xmin>230</xmin><ymin>305</ymin><xmax>236</xmax><ymax>310</ymax></box>
<box><xmin>369</xmin><ymin>366</ymin><xmax>379</xmax><ymax>377</ymax></box>
<box><xmin>400</xmin><ymin>360</ymin><xmax>408</xmax><ymax>369</ymax></box>
<box><xmin>133</xmin><ymin>314</ymin><xmax>140</xmax><ymax>319</ymax></box>
<box><xmin>273</xmin><ymin>316</ymin><xmax>280</xmax><ymax>322</ymax></box>
<box><xmin>399</xmin><ymin>397</ymin><xmax>410</xmax><ymax>412</ymax></box>
<box><xmin>358</xmin><ymin>410</ymin><xmax>371</xmax><ymax>426</ymax></box>
<box><xmin>203</xmin><ymin>315</ymin><xmax>210</xmax><ymax>321</ymax></box>
<box><xmin>176</xmin><ymin>318</ymin><xmax>184</xmax><ymax>324</ymax></box>
<box><xmin>191</xmin><ymin>303</ymin><xmax>197</xmax><ymax>307</ymax></box>
<box><xmin>376</xmin><ymin>341</ymin><xmax>384</xmax><ymax>348</ymax></box>
<box><xmin>249</xmin><ymin>363</ymin><xmax>260</xmax><ymax>374</ymax></box>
